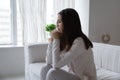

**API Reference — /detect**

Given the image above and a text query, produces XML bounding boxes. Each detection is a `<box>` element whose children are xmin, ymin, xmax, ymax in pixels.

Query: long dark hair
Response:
<box><xmin>58</xmin><ymin>8</ymin><xmax>93</xmax><ymax>51</ymax></box>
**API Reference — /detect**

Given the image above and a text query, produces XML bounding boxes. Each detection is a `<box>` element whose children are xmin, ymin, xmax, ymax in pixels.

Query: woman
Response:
<box><xmin>40</xmin><ymin>8</ymin><xmax>97</xmax><ymax>80</ymax></box>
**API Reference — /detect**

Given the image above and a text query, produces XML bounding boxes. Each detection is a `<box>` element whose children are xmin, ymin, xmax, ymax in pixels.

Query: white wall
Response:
<box><xmin>89</xmin><ymin>0</ymin><xmax>120</xmax><ymax>45</ymax></box>
<box><xmin>0</xmin><ymin>46</ymin><xmax>24</xmax><ymax>78</ymax></box>
<box><xmin>75</xmin><ymin>0</ymin><xmax>90</xmax><ymax>36</ymax></box>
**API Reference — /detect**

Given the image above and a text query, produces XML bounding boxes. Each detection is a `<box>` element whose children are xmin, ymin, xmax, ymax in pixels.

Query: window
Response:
<box><xmin>0</xmin><ymin>0</ymin><xmax>22</xmax><ymax>45</ymax></box>
<box><xmin>0</xmin><ymin>0</ymin><xmax>11</xmax><ymax>44</ymax></box>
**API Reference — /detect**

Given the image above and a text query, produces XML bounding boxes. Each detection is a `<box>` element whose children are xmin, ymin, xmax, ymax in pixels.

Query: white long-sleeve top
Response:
<box><xmin>46</xmin><ymin>37</ymin><xmax>97</xmax><ymax>80</ymax></box>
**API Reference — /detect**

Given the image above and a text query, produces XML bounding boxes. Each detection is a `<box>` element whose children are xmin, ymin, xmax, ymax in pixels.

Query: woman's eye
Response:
<box><xmin>57</xmin><ymin>20</ymin><xmax>62</xmax><ymax>24</ymax></box>
<box><xmin>58</xmin><ymin>21</ymin><xmax>62</xmax><ymax>23</ymax></box>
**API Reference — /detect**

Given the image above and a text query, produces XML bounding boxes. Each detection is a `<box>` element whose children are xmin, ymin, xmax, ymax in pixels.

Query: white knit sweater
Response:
<box><xmin>46</xmin><ymin>37</ymin><xmax>97</xmax><ymax>80</ymax></box>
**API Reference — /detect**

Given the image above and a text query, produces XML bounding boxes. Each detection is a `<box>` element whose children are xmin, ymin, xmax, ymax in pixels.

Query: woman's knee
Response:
<box><xmin>46</xmin><ymin>68</ymin><xmax>59</xmax><ymax>80</ymax></box>
<box><xmin>47</xmin><ymin>68</ymin><xmax>58</xmax><ymax>76</ymax></box>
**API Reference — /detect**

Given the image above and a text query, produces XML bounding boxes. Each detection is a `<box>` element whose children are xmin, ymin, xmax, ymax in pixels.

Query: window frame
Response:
<box><xmin>11</xmin><ymin>0</ymin><xmax>17</xmax><ymax>45</ymax></box>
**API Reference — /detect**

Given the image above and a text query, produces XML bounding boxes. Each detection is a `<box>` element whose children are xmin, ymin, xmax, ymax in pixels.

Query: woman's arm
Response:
<box><xmin>52</xmin><ymin>38</ymin><xmax>86</xmax><ymax>68</ymax></box>
<box><xmin>84</xmin><ymin>53</ymin><xmax>97</xmax><ymax>80</ymax></box>
<box><xmin>46</xmin><ymin>41</ymin><xmax>53</xmax><ymax>65</ymax></box>
<box><xmin>86</xmin><ymin>67</ymin><xmax>97</xmax><ymax>80</ymax></box>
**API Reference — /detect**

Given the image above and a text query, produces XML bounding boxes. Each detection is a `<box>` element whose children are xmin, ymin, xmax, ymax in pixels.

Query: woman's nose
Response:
<box><xmin>57</xmin><ymin>24</ymin><xmax>59</xmax><ymax>28</ymax></box>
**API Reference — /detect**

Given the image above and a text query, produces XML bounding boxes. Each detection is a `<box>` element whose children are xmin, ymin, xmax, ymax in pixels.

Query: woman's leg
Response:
<box><xmin>40</xmin><ymin>64</ymin><xmax>52</xmax><ymax>80</ymax></box>
<box><xmin>46</xmin><ymin>68</ymin><xmax>80</xmax><ymax>80</ymax></box>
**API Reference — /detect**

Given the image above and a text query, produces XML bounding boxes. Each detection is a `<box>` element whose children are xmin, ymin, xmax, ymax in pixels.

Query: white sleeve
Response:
<box><xmin>46</xmin><ymin>41</ymin><xmax>52</xmax><ymax>65</ymax></box>
<box><xmin>52</xmin><ymin>38</ymin><xmax>86</xmax><ymax>68</ymax></box>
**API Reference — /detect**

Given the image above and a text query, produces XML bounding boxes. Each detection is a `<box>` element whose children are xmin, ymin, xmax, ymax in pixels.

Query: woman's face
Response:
<box><xmin>56</xmin><ymin>14</ymin><xmax>63</xmax><ymax>33</ymax></box>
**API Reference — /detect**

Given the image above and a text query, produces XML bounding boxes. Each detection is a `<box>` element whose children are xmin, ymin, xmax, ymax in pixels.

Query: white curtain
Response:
<box><xmin>53</xmin><ymin>0</ymin><xmax>75</xmax><ymax>23</ymax></box>
<box><xmin>19</xmin><ymin>0</ymin><xmax>46</xmax><ymax>44</ymax></box>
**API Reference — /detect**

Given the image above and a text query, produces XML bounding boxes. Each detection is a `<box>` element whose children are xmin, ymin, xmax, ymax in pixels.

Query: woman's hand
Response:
<box><xmin>51</xmin><ymin>30</ymin><xmax>62</xmax><ymax>39</ymax></box>
<box><xmin>48</xmin><ymin>37</ymin><xmax>53</xmax><ymax>42</ymax></box>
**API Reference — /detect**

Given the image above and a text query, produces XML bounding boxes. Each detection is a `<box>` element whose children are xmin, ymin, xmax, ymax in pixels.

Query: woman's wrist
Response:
<box><xmin>53</xmin><ymin>39</ymin><xmax>60</xmax><ymax>43</ymax></box>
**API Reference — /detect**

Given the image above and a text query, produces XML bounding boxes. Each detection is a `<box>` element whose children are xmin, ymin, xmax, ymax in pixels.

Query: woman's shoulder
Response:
<box><xmin>71</xmin><ymin>37</ymin><xmax>85</xmax><ymax>48</ymax></box>
<box><xmin>73</xmin><ymin>37</ymin><xmax>84</xmax><ymax>44</ymax></box>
